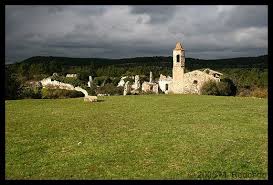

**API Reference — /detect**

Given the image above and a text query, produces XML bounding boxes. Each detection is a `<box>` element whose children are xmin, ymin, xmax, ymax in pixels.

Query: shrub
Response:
<box><xmin>201</xmin><ymin>80</ymin><xmax>219</xmax><ymax>95</ymax></box>
<box><xmin>21</xmin><ymin>85</ymin><xmax>42</xmax><ymax>99</ymax></box>
<box><xmin>93</xmin><ymin>76</ymin><xmax>111</xmax><ymax>86</ymax></box>
<box><xmin>41</xmin><ymin>88</ymin><xmax>84</xmax><ymax>99</ymax></box>
<box><xmin>123</xmin><ymin>77</ymin><xmax>134</xmax><ymax>84</ymax></box>
<box><xmin>217</xmin><ymin>78</ymin><xmax>237</xmax><ymax>96</ymax></box>
<box><xmin>5</xmin><ymin>73</ymin><xmax>23</xmax><ymax>100</ymax></box>
<box><xmin>251</xmin><ymin>88</ymin><xmax>268</xmax><ymax>98</ymax></box>
<box><xmin>32</xmin><ymin>74</ymin><xmax>49</xmax><ymax>81</ymax></box>
<box><xmin>201</xmin><ymin>78</ymin><xmax>237</xmax><ymax>96</ymax></box>
<box><xmin>96</xmin><ymin>83</ymin><xmax>123</xmax><ymax>95</ymax></box>
<box><xmin>78</xmin><ymin>72</ymin><xmax>90</xmax><ymax>81</ymax></box>
<box><xmin>111</xmin><ymin>77</ymin><xmax>121</xmax><ymax>86</ymax></box>
<box><xmin>238</xmin><ymin>87</ymin><xmax>252</xmax><ymax>97</ymax></box>
<box><xmin>52</xmin><ymin>75</ymin><xmax>83</xmax><ymax>87</ymax></box>
<box><xmin>51</xmin><ymin>75</ymin><xmax>65</xmax><ymax>82</ymax></box>
<box><xmin>81</xmin><ymin>83</ymin><xmax>97</xmax><ymax>96</ymax></box>
<box><xmin>63</xmin><ymin>77</ymin><xmax>82</xmax><ymax>87</ymax></box>
<box><xmin>237</xmin><ymin>86</ymin><xmax>267</xmax><ymax>98</ymax></box>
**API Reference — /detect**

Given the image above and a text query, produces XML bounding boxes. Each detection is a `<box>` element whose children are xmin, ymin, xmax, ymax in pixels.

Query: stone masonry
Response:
<box><xmin>159</xmin><ymin>42</ymin><xmax>223</xmax><ymax>94</ymax></box>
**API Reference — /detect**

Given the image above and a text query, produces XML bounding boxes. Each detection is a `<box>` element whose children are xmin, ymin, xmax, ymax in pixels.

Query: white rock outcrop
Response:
<box><xmin>84</xmin><ymin>96</ymin><xmax>98</xmax><ymax>102</ymax></box>
<box><xmin>75</xmin><ymin>86</ymin><xmax>88</xmax><ymax>97</ymax></box>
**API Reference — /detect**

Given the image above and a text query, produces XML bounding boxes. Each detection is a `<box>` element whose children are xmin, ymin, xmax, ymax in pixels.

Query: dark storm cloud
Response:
<box><xmin>5</xmin><ymin>5</ymin><xmax>268</xmax><ymax>63</ymax></box>
<box><xmin>129</xmin><ymin>5</ymin><xmax>177</xmax><ymax>24</ymax></box>
<box><xmin>224</xmin><ymin>6</ymin><xmax>268</xmax><ymax>28</ymax></box>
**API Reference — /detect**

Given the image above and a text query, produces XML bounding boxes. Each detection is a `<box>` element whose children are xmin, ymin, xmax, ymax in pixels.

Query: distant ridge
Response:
<box><xmin>10</xmin><ymin>55</ymin><xmax>268</xmax><ymax>69</ymax></box>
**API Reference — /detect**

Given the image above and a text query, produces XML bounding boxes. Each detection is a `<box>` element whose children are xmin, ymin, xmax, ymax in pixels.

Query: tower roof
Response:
<box><xmin>174</xmin><ymin>42</ymin><xmax>184</xmax><ymax>50</ymax></box>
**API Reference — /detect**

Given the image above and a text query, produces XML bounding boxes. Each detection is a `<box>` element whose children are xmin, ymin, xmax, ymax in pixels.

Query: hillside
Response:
<box><xmin>14</xmin><ymin>55</ymin><xmax>268</xmax><ymax>70</ymax></box>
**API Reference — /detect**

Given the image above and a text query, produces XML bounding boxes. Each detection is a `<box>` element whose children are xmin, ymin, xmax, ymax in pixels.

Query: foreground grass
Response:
<box><xmin>5</xmin><ymin>95</ymin><xmax>268</xmax><ymax>179</ymax></box>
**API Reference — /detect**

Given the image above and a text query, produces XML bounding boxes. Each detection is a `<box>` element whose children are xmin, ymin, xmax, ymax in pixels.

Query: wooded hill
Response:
<box><xmin>13</xmin><ymin>55</ymin><xmax>268</xmax><ymax>70</ymax></box>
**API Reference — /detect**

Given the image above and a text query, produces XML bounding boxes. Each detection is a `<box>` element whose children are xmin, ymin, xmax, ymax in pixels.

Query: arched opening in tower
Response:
<box><xmin>176</xmin><ymin>55</ymin><xmax>180</xmax><ymax>63</ymax></box>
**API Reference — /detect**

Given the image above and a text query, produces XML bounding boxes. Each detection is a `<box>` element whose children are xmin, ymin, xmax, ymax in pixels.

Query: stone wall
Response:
<box><xmin>158</xmin><ymin>74</ymin><xmax>172</xmax><ymax>93</ymax></box>
<box><xmin>123</xmin><ymin>81</ymin><xmax>131</xmax><ymax>96</ymax></box>
<box><xmin>75</xmin><ymin>87</ymin><xmax>88</xmax><ymax>97</ymax></box>
<box><xmin>41</xmin><ymin>78</ymin><xmax>75</xmax><ymax>90</ymax></box>
<box><xmin>40</xmin><ymin>77</ymin><xmax>88</xmax><ymax>97</ymax></box>
<box><xmin>142</xmin><ymin>82</ymin><xmax>158</xmax><ymax>94</ymax></box>
<box><xmin>169</xmin><ymin>81</ymin><xmax>184</xmax><ymax>94</ymax></box>
<box><xmin>131</xmin><ymin>75</ymin><xmax>140</xmax><ymax>90</ymax></box>
<box><xmin>183</xmin><ymin>70</ymin><xmax>220</xmax><ymax>95</ymax></box>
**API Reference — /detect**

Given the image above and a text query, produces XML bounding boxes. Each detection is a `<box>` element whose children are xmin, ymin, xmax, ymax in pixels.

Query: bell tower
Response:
<box><xmin>173</xmin><ymin>42</ymin><xmax>185</xmax><ymax>81</ymax></box>
<box><xmin>170</xmin><ymin>42</ymin><xmax>185</xmax><ymax>93</ymax></box>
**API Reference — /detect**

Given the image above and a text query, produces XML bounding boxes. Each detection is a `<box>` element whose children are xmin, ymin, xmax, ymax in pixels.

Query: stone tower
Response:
<box><xmin>170</xmin><ymin>42</ymin><xmax>185</xmax><ymax>93</ymax></box>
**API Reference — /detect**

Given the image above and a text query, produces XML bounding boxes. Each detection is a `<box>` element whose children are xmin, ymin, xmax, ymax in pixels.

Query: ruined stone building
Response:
<box><xmin>119</xmin><ymin>72</ymin><xmax>159</xmax><ymax>95</ymax></box>
<box><xmin>123</xmin><ymin>75</ymin><xmax>141</xmax><ymax>95</ymax></box>
<box><xmin>119</xmin><ymin>41</ymin><xmax>223</xmax><ymax>96</ymax></box>
<box><xmin>141</xmin><ymin>71</ymin><xmax>159</xmax><ymax>94</ymax></box>
<box><xmin>159</xmin><ymin>42</ymin><xmax>223</xmax><ymax>94</ymax></box>
<box><xmin>158</xmin><ymin>74</ymin><xmax>172</xmax><ymax>93</ymax></box>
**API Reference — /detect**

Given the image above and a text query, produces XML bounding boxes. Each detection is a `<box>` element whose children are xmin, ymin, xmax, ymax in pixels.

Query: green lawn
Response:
<box><xmin>5</xmin><ymin>95</ymin><xmax>268</xmax><ymax>179</ymax></box>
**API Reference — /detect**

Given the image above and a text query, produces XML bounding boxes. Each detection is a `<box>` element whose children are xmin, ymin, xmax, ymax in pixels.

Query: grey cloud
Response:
<box><xmin>168</xmin><ymin>5</ymin><xmax>268</xmax><ymax>36</ymax></box>
<box><xmin>224</xmin><ymin>6</ymin><xmax>268</xmax><ymax>28</ymax></box>
<box><xmin>47</xmin><ymin>6</ymin><xmax>64</xmax><ymax>14</ymax></box>
<box><xmin>47</xmin><ymin>40</ymin><xmax>109</xmax><ymax>50</ymax></box>
<box><xmin>5</xmin><ymin>5</ymin><xmax>268</xmax><ymax>63</ymax></box>
<box><xmin>70</xmin><ymin>6</ymin><xmax>108</xmax><ymax>16</ymax></box>
<box><xmin>130</xmin><ymin>5</ymin><xmax>177</xmax><ymax>24</ymax></box>
<box><xmin>136</xmin><ymin>17</ymin><xmax>143</xmax><ymax>24</ymax></box>
<box><xmin>230</xmin><ymin>47</ymin><xmax>267</xmax><ymax>52</ymax></box>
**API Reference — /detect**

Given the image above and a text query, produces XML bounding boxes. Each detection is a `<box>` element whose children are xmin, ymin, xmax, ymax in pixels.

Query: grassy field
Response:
<box><xmin>5</xmin><ymin>95</ymin><xmax>268</xmax><ymax>179</ymax></box>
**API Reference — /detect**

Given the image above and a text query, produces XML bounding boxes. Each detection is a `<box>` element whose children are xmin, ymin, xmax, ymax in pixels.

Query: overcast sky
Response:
<box><xmin>5</xmin><ymin>5</ymin><xmax>268</xmax><ymax>63</ymax></box>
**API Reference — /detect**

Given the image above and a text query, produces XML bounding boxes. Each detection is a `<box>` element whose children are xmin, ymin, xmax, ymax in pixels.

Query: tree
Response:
<box><xmin>201</xmin><ymin>78</ymin><xmax>237</xmax><ymax>96</ymax></box>
<box><xmin>217</xmin><ymin>78</ymin><xmax>237</xmax><ymax>96</ymax></box>
<box><xmin>17</xmin><ymin>63</ymin><xmax>30</xmax><ymax>80</ymax></box>
<box><xmin>93</xmin><ymin>76</ymin><xmax>111</xmax><ymax>86</ymax></box>
<box><xmin>96</xmin><ymin>83</ymin><xmax>123</xmax><ymax>95</ymax></box>
<box><xmin>83</xmin><ymin>83</ymin><xmax>97</xmax><ymax>96</ymax></box>
<box><xmin>201</xmin><ymin>80</ymin><xmax>219</xmax><ymax>95</ymax></box>
<box><xmin>5</xmin><ymin>71</ymin><xmax>23</xmax><ymax>99</ymax></box>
